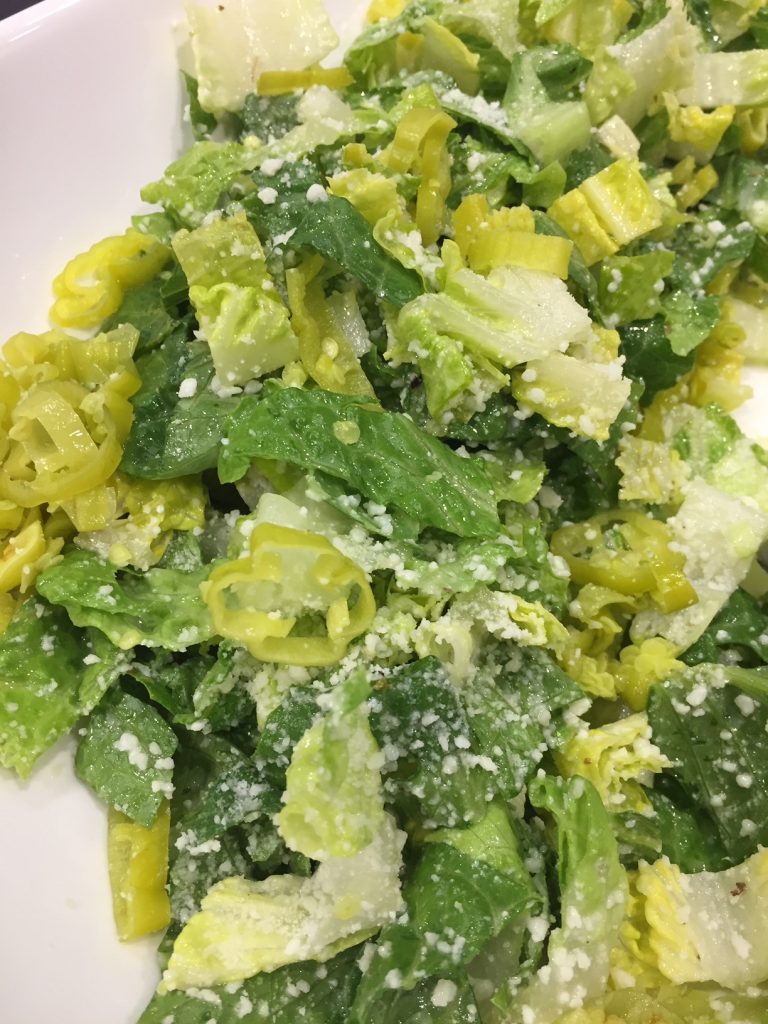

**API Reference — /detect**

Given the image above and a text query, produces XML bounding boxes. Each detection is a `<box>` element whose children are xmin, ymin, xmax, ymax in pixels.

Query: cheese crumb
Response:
<box><xmin>177</xmin><ymin>377</ymin><xmax>198</xmax><ymax>399</ymax></box>
<box><xmin>431</xmin><ymin>979</ymin><xmax>458</xmax><ymax>1007</ymax></box>
<box><xmin>306</xmin><ymin>183</ymin><xmax>329</xmax><ymax>203</ymax></box>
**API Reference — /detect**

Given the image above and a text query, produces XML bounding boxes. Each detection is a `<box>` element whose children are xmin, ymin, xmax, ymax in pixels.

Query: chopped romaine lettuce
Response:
<box><xmin>173</xmin><ymin>212</ymin><xmax>298</xmax><ymax>387</ymax></box>
<box><xmin>75</xmin><ymin>689</ymin><xmax>177</xmax><ymax>827</ymax></box>
<box><xmin>36</xmin><ymin>550</ymin><xmax>215</xmax><ymax>651</ymax></box>
<box><xmin>161</xmin><ymin>813</ymin><xmax>405</xmax><ymax>989</ymax></box>
<box><xmin>511</xmin><ymin>776</ymin><xmax>628</xmax><ymax>1023</ymax></box>
<box><xmin>219</xmin><ymin>385</ymin><xmax>501</xmax><ymax>538</ymax></box>
<box><xmin>0</xmin><ymin>601</ymin><xmax>127</xmax><ymax>777</ymax></box>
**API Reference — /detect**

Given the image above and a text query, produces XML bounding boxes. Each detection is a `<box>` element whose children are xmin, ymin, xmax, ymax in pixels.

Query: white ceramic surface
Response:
<box><xmin>0</xmin><ymin>3</ymin><xmax>766</xmax><ymax>1023</ymax></box>
<box><xmin>0</xmin><ymin>2</ymin><xmax>366</xmax><ymax>1022</ymax></box>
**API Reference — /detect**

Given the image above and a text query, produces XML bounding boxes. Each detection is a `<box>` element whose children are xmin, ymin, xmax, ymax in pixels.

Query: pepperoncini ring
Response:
<box><xmin>201</xmin><ymin>523</ymin><xmax>376</xmax><ymax>666</ymax></box>
<box><xmin>552</xmin><ymin>510</ymin><xmax>697</xmax><ymax>612</ymax></box>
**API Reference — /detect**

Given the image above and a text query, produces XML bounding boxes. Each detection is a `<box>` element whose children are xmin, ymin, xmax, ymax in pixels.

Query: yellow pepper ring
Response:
<box><xmin>551</xmin><ymin>510</ymin><xmax>697</xmax><ymax>613</ymax></box>
<box><xmin>202</xmin><ymin>523</ymin><xmax>376</xmax><ymax>667</ymax></box>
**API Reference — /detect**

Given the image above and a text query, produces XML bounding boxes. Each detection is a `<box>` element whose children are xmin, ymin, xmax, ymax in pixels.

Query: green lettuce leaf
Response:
<box><xmin>619</xmin><ymin>317</ymin><xmax>694</xmax><ymax>405</ymax></box>
<box><xmin>182</xmin><ymin>72</ymin><xmax>217</xmax><ymax>141</ymax></box>
<box><xmin>661</xmin><ymin>291</ymin><xmax>721</xmax><ymax>357</ymax></box>
<box><xmin>121</xmin><ymin>328</ymin><xmax>241</xmax><ymax>479</ymax></box>
<box><xmin>173</xmin><ymin>733</ymin><xmax>271</xmax><ymax>848</ymax></box>
<box><xmin>369</xmin><ymin>657</ymin><xmax>490</xmax><ymax>829</ymax></box>
<box><xmin>713</xmin><ymin>153</ymin><xmax>768</xmax><ymax>234</ymax></box>
<box><xmin>667</xmin><ymin>210</ymin><xmax>756</xmax><ymax>297</ymax></box>
<box><xmin>101</xmin><ymin>274</ymin><xmax>186</xmax><ymax>358</ymax></box>
<box><xmin>597</xmin><ymin>251</ymin><xmax>676</xmax><ymax>327</ymax></box>
<box><xmin>243</xmin><ymin>193</ymin><xmax>424</xmax><ymax>308</ymax></box>
<box><xmin>239</xmin><ymin>91</ymin><xmax>300</xmax><ymax>140</ymax></box>
<box><xmin>648</xmin><ymin>664</ymin><xmax>768</xmax><ymax>864</ymax></box>
<box><xmin>343</xmin><ymin>0</ymin><xmax>445</xmax><ymax>87</ymax></box>
<box><xmin>161</xmin><ymin>814</ymin><xmax>405</xmax><ymax>989</ymax></box>
<box><xmin>134</xmin><ymin>642</ymin><xmax>256</xmax><ymax>734</ymax></box>
<box><xmin>681</xmin><ymin>588</ymin><xmax>768</xmax><ymax>669</ymax></box>
<box><xmin>167</xmin><ymin>825</ymin><xmax>253</xmax><ymax>931</ymax></box>
<box><xmin>278</xmin><ymin>673</ymin><xmax>387</xmax><ymax>860</ymax></box>
<box><xmin>678</xmin><ymin>48</ymin><xmax>768</xmax><ymax>108</ymax></box>
<box><xmin>139</xmin><ymin>948</ymin><xmax>360</xmax><ymax>1024</ymax></box>
<box><xmin>510</xmin><ymin>775</ymin><xmax>628</xmax><ymax>1024</ymax></box>
<box><xmin>75</xmin><ymin>689</ymin><xmax>177</xmax><ymax>827</ymax></box>
<box><xmin>392</xmin><ymin>264</ymin><xmax>593</xmax><ymax>423</ymax></box>
<box><xmin>502</xmin><ymin>50</ymin><xmax>592</xmax><ymax>165</ymax></box>
<box><xmin>36</xmin><ymin>550</ymin><xmax>215</xmax><ymax>651</ymax></box>
<box><xmin>186</xmin><ymin>0</ymin><xmax>339</xmax><ymax>115</ymax></box>
<box><xmin>0</xmin><ymin>601</ymin><xmax>127</xmax><ymax>778</ymax></box>
<box><xmin>464</xmin><ymin>648</ymin><xmax>587</xmax><ymax>800</ymax></box>
<box><xmin>219</xmin><ymin>386</ymin><xmax>501</xmax><ymax>538</ymax></box>
<box><xmin>350</xmin><ymin>803</ymin><xmax>540</xmax><ymax>1023</ymax></box>
<box><xmin>141</xmin><ymin>140</ymin><xmax>261</xmax><ymax>227</ymax></box>
<box><xmin>642</xmin><ymin>783</ymin><xmax>730</xmax><ymax>873</ymax></box>
<box><xmin>608</xmin><ymin>0</ymin><xmax>700</xmax><ymax>127</ymax></box>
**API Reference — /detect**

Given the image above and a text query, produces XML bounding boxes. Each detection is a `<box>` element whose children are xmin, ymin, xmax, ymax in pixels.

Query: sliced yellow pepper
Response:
<box><xmin>50</xmin><ymin>229</ymin><xmax>170</xmax><ymax>330</ymax></box>
<box><xmin>202</xmin><ymin>524</ymin><xmax>376</xmax><ymax>666</ymax></box>
<box><xmin>0</xmin><ymin>516</ymin><xmax>63</xmax><ymax>594</ymax></box>
<box><xmin>675</xmin><ymin>164</ymin><xmax>719</xmax><ymax>211</ymax></box>
<box><xmin>0</xmin><ymin>382</ymin><xmax>124</xmax><ymax>508</ymax></box>
<box><xmin>380</xmin><ymin>107</ymin><xmax>456</xmax><ymax>246</ymax></box>
<box><xmin>0</xmin><ymin>327</ymin><xmax>140</xmax><ymax>512</ymax></box>
<box><xmin>736</xmin><ymin>106</ymin><xmax>768</xmax><ymax>155</ymax></box>
<box><xmin>257</xmin><ymin>67</ymin><xmax>353</xmax><ymax>95</ymax></box>
<box><xmin>552</xmin><ymin>511</ymin><xmax>697</xmax><ymax>613</ymax></box>
<box><xmin>108</xmin><ymin>802</ymin><xmax>171</xmax><ymax>942</ymax></box>
<box><xmin>286</xmin><ymin>259</ymin><xmax>375</xmax><ymax>398</ymax></box>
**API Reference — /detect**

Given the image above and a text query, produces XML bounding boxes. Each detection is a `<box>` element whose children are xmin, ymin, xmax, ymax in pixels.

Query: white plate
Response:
<box><xmin>0</xmin><ymin>2</ymin><xmax>366</xmax><ymax>1022</ymax></box>
<box><xmin>0</xmin><ymin>3</ymin><xmax>766</xmax><ymax>1023</ymax></box>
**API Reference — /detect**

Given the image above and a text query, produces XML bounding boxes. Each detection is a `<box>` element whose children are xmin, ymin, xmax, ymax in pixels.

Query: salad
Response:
<box><xmin>3</xmin><ymin>0</ymin><xmax>768</xmax><ymax>1021</ymax></box>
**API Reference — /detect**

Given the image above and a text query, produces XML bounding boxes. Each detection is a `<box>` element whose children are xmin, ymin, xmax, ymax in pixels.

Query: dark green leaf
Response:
<box><xmin>122</xmin><ymin>330</ymin><xmax>241</xmax><ymax>479</ymax></box>
<box><xmin>681</xmin><ymin>588</ymin><xmax>768</xmax><ymax>668</ymax></box>
<box><xmin>563</xmin><ymin>137</ymin><xmax>613</xmax><ymax>191</ymax></box>
<box><xmin>0</xmin><ymin>601</ymin><xmax>126</xmax><ymax>777</ymax></box>
<box><xmin>667</xmin><ymin>211</ymin><xmax>756</xmax><ymax>295</ymax></box>
<box><xmin>130</xmin><ymin>652</ymin><xmax>201</xmax><ymax>721</ymax></box>
<box><xmin>648</xmin><ymin>666</ymin><xmax>768</xmax><ymax>863</ymax></box>
<box><xmin>101</xmin><ymin>276</ymin><xmax>185</xmax><ymax>358</ymax></box>
<box><xmin>183</xmin><ymin>72</ymin><xmax>218</xmax><ymax>140</ymax></box>
<box><xmin>619</xmin><ymin>317</ymin><xmax>694</xmax><ymax>405</ymax></box>
<box><xmin>240</xmin><ymin>92</ymin><xmax>300</xmax><ymax>141</ymax></box>
<box><xmin>75</xmin><ymin>689</ymin><xmax>177</xmax><ymax>826</ymax></box>
<box><xmin>139</xmin><ymin>949</ymin><xmax>360</xmax><ymax>1024</ymax></box>
<box><xmin>253</xmin><ymin>683</ymin><xmax>321</xmax><ymax>813</ymax></box>
<box><xmin>369</xmin><ymin>657</ymin><xmax>490</xmax><ymax>828</ymax></box>
<box><xmin>168</xmin><ymin>826</ymin><xmax>252</xmax><ymax>928</ymax></box>
<box><xmin>713</xmin><ymin>154</ymin><xmax>768</xmax><ymax>224</ymax></box>
<box><xmin>647</xmin><ymin>782</ymin><xmax>730</xmax><ymax>873</ymax></box>
<box><xmin>220</xmin><ymin>386</ymin><xmax>501</xmax><ymax>538</ymax></box>
<box><xmin>464</xmin><ymin>650</ymin><xmax>585</xmax><ymax>800</ymax></box>
<box><xmin>351</xmin><ymin>970</ymin><xmax>481</xmax><ymax>1024</ymax></box>
<box><xmin>173</xmin><ymin>733</ymin><xmax>271</xmax><ymax>845</ymax></box>
<box><xmin>36</xmin><ymin>550</ymin><xmax>214</xmax><ymax>651</ymax></box>
<box><xmin>244</xmin><ymin>193</ymin><xmax>423</xmax><ymax>307</ymax></box>
<box><xmin>350</xmin><ymin>809</ymin><xmax>538</xmax><ymax>1023</ymax></box>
